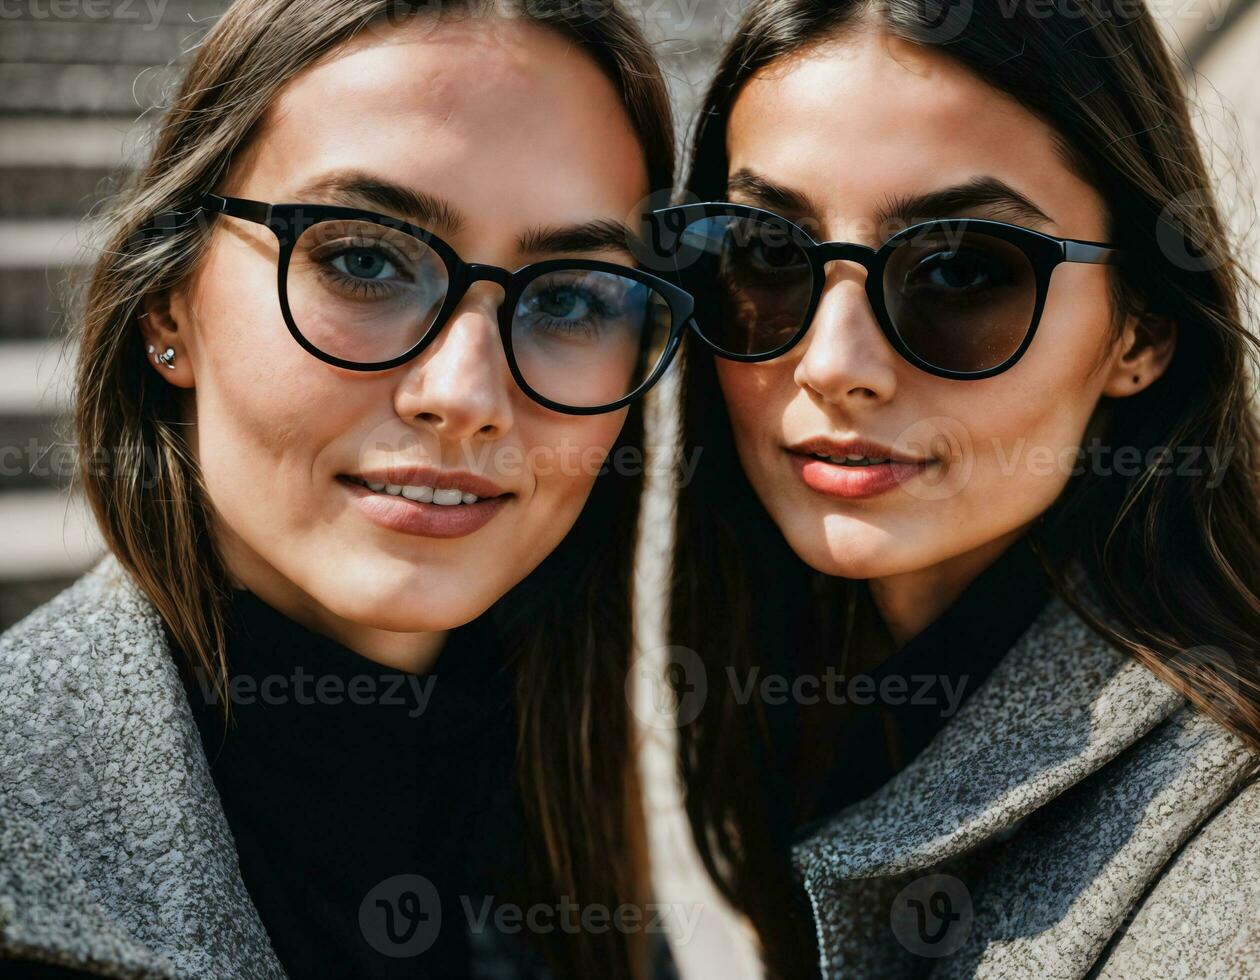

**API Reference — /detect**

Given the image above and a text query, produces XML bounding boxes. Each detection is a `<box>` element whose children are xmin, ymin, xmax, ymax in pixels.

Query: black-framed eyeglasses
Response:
<box><xmin>146</xmin><ymin>193</ymin><xmax>695</xmax><ymax>414</ymax></box>
<box><xmin>648</xmin><ymin>202</ymin><xmax>1120</xmax><ymax>379</ymax></box>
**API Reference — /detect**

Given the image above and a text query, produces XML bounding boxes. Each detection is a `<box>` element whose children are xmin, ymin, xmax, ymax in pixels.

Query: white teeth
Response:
<box><xmin>358</xmin><ymin>479</ymin><xmax>481</xmax><ymax>504</ymax></box>
<box><xmin>812</xmin><ymin>453</ymin><xmax>890</xmax><ymax>466</ymax></box>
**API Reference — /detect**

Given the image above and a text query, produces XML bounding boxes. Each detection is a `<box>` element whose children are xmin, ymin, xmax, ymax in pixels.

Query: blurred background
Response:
<box><xmin>0</xmin><ymin>0</ymin><xmax>1257</xmax><ymax>628</ymax></box>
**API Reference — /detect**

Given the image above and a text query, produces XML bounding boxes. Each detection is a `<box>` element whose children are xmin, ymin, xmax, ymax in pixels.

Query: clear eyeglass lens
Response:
<box><xmin>510</xmin><ymin>267</ymin><xmax>674</xmax><ymax>408</ymax></box>
<box><xmin>286</xmin><ymin>219</ymin><xmax>449</xmax><ymax>364</ymax></box>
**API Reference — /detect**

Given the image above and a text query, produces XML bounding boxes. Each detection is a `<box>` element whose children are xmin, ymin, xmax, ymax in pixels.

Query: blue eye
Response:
<box><xmin>517</xmin><ymin>274</ymin><xmax>632</xmax><ymax>339</ymax></box>
<box><xmin>330</xmin><ymin>247</ymin><xmax>397</xmax><ymax>282</ymax></box>
<box><xmin>532</xmin><ymin>285</ymin><xmax>594</xmax><ymax>321</ymax></box>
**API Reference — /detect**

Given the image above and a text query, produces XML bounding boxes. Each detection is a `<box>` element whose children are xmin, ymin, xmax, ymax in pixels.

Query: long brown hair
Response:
<box><xmin>70</xmin><ymin>2</ymin><xmax>673</xmax><ymax>977</ymax></box>
<box><xmin>669</xmin><ymin>1</ymin><xmax>1260</xmax><ymax>975</ymax></box>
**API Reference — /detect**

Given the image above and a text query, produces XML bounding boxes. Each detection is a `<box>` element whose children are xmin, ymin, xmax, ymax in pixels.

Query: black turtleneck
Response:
<box><xmin>766</xmin><ymin>526</ymin><xmax>1053</xmax><ymax>826</ymax></box>
<box><xmin>179</xmin><ymin>591</ymin><xmax>527</xmax><ymax>979</ymax></box>
<box><xmin>802</xmin><ymin>534</ymin><xmax>1053</xmax><ymax>821</ymax></box>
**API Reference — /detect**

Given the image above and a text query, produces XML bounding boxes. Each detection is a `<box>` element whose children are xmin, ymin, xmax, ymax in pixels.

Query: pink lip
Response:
<box><xmin>785</xmin><ymin>436</ymin><xmax>933</xmax><ymax>500</ymax></box>
<box><xmin>339</xmin><ymin>476</ymin><xmax>512</xmax><ymax>539</ymax></box>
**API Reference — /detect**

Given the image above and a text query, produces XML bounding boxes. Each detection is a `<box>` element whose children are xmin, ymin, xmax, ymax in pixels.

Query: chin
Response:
<box><xmin>777</xmin><ymin>514</ymin><xmax>913</xmax><ymax>580</ymax></box>
<box><xmin>314</xmin><ymin>566</ymin><xmax>495</xmax><ymax>633</ymax></box>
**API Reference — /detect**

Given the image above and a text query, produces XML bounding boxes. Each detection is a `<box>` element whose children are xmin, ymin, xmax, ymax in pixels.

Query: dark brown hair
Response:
<box><xmin>669</xmin><ymin>1</ymin><xmax>1260</xmax><ymax>975</ymax></box>
<box><xmin>71</xmin><ymin>2</ymin><xmax>673</xmax><ymax>977</ymax></box>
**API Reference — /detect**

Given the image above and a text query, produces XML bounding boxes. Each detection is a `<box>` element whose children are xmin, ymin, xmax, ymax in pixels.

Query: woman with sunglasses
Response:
<box><xmin>658</xmin><ymin>1</ymin><xmax>1260</xmax><ymax>977</ymax></box>
<box><xmin>0</xmin><ymin>2</ymin><xmax>691</xmax><ymax>978</ymax></box>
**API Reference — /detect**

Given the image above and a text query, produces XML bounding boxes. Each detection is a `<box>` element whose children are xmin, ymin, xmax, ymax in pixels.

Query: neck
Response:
<box><xmin>868</xmin><ymin>528</ymin><xmax>1029</xmax><ymax>648</ymax></box>
<box><xmin>220</xmin><ymin>545</ymin><xmax>448</xmax><ymax>675</ymax></box>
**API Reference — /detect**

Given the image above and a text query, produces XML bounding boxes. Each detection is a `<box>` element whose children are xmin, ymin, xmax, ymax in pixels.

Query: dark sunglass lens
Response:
<box><xmin>679</xmin><ymin>215</ymin><xmax>813</xmax><ymax>356</ymax></box>
<box><xmin>883</xmin><ymin>229</ymin><xmax>1037</xmax><ymax>374</ymax></box>
<box><xmin>286</xmin><ymin>220</ymin><xmax>449</xmax><ymax>363</ymax></box>
<box><xmin>510</xmin><ymin>268</ymin><xmax>674</xmax><ymax>409</ymax></box>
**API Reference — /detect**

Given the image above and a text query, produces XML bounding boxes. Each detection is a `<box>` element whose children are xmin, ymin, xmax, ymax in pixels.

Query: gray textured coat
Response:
<box><xmin>793</xmin><ymin>596</ymin><xmax>1260</xmax><ymax>979</ymax></box>
<box><xmin>1</xmin><ymin>559</ymin><xmax>286</xmax><ymax>978</ymax></box>
<box><xmin>4</xmin><ymin>560</ymin><xmax>1259</xmax><ymax>979</ymax></box>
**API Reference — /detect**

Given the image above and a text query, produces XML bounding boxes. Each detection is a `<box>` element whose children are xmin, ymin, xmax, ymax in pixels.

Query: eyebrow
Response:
<box><xmin>291</xmin><ymin>169</ymin><xmax>637</xmax><ymax>258</ymax></box>
<box><xmin>293</xmin><ymin>170</ymin><xmax>465</xmax><ymax>236</ymax></box>
<box><xmin>727</xmin><ymin>169</ymin><xmax>813</xmax><ymax>216</ymax></box>
<box><xmin>726</xmin><ymin>168</ymin><xmax>1053</xmax><ymax>229</ymax></box>
<box><xmin>517</xmin><ymin>220</ymin><xmax>637</xmax><ymax>258</ymax></box>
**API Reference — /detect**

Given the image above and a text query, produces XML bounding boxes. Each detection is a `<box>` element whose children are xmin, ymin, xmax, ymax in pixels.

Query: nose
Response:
<box><xmin>793</xmin><ymin>265</ymin><xmax>899</xmax><ymax>406</ymax></box>
<box><xmin>393</xmin><ymin>282</ymin><xmax>515</xmax><ymax>441</ymax></box>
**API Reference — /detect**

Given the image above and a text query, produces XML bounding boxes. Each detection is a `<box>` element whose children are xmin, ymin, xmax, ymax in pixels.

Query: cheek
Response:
<box><xmin>519</xmin><ymin>409</ymin><xmax>627</xmax><ymax>504</ymax></box>
<box><xmin>715</xmin><ymin>360</ymin><xmax>790</xmax><ymax>446</ymax></box>
<box><xmin>959</xmin><ymin>295</ymin><xmax>1116</xmax><ymax>508</ymax></box>
<box><xmin>183</xmin><ymin>237</ymin><xmax>367</xmax><ymax>489</ymax></box>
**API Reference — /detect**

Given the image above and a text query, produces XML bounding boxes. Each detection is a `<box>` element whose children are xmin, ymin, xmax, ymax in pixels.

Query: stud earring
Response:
<box><xmin>154</xmin><ymin>346</ymin><xmax>176</xmax><ymax>370</ymax></box>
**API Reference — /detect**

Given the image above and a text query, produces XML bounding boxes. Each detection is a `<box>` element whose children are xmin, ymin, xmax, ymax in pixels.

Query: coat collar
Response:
<box><xmin>792</xmin><ymin>596</ymin><xmax>1184</xmax><ymax>880</ymax></box>
<box><xmin>0</xmin><ymin>557</ymin><xmax>286</xmax><ymax>979</ymax></box>
<box><xmin>791</xmin><ymin>595</ymin><xmax>1259</xmax><ymax>980</ymax></box>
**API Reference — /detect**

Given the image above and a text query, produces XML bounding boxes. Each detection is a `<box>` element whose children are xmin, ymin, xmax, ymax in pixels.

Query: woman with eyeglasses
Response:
<box><xmin>657</xmin><ymin>1</ymin><xmax>1260</xmax><ymax>977</ymax></box>
<box><xmin>0</xmin><ymin>2</ymin><xmax>691</xmax><ymax>978</ymax></box>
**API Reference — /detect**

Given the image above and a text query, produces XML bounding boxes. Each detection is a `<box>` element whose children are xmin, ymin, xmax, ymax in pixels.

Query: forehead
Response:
<box><xmin>234</xmin><ymin>16</ymin><xmax>648</xmax><ymax>231</ymax></box>
<box><xmin>727</xmin><ymin>31</ymin><xmax>1104</xmax><ymax>234</ymax></box>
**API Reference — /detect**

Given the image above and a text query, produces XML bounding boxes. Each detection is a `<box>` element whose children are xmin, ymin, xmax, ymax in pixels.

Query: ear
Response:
<box><xmin>1101</xmin><ymin>310</ymin><xmax>1176</xmax><ymax>398</ymax></box>
<box><xmin>137</xmin><ymin>287</ymin><xmax>196</xmax><ymax>389</ymax></box>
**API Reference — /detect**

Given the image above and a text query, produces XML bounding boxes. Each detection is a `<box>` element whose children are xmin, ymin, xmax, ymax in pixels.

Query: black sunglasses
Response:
<box><xmin>648</xmin><ymin>202</ymin><xmax>1120</xmax><ymax>379</ymax></box>
<box><xmin>145</xmin><ymin>193</ymin><xmax>695</xmax><ymax>414</ymax></box>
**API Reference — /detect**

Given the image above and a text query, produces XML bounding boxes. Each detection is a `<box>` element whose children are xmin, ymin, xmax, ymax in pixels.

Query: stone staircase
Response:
<box><xmin>0</xmin><ymin>2</ymin><xmax>230</xmax><ymax>627</ymax></box>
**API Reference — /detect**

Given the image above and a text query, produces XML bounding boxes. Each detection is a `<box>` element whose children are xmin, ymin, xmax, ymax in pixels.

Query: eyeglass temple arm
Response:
<box><xmin>1064</xmin><ymin>240</ymin><xmax>1119</xmax><ymax>265</ymax></box>
<box><xmin>144</xmin><ymin>193</ymin><xmax>271</xmax><ymax>236</ymax></box>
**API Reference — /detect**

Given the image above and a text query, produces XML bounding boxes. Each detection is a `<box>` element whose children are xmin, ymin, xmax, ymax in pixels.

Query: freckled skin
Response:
<box><xmin>718</xmin><ymin>32</ymin><xmax>1171</xmax><ymax>640</ymax></box>
<box><xmin>145</xmin><ymin>18</ymin><xmax>647</xmax><ymax>666</ymax></box>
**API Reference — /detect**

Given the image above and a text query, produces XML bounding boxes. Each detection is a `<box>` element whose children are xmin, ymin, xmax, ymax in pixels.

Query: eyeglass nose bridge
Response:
<box><xmin>813</xmin><ymin>240</ymin><xmax>880</xmax><ymax>271</ymax></box>
<box><xmin>450</xmin><ymin>263</ymin><xmax>516</xmax><ymax>331</ymax></box>
<box><xmin>464</xmin><ymin>263</ymin><xmax>514</xmax><ymax>290</ymax></box>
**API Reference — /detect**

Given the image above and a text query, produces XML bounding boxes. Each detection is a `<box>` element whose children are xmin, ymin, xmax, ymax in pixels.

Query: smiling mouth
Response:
<box><xmin>339</xmin><ymin>476</ymin><xmax>506</xmax><ymax>507</ymax></box>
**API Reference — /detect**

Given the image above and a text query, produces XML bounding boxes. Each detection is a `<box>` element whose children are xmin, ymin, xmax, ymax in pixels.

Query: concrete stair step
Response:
<box><xmin>0</xmin><ymin>116</ymin><xmax>145</xmax><ymax>220</ymax></box>
<box><xmin>0</xmin><ymin>20</ymin><xmax>213</xmax><ymax>65</ymax></box>
<box><xmin>0</xmin><ymin>267</ymin><xmax>80</xmax><ymax>340</ymax></box>
<box><xmin>4</xmin><ymin>0</ymin><xmax>226</xmax><ymax>26</ymax></box>
<box><xmin>0</xmin><ymin>63</ymin><xmax>181</xmax><ymax>115</ymax></box>
<box><xmin>0</xmin><ymin>116</ymin><xmax>146</xmax><ymax>169</ymax></box>
<box><xmin>0</xmin><ymin>340</ymin><xmax>76</xmax><ymax>493</ymax></box>
<box><xmin>0</xmin><ymin>576</ymin><xmax>79</xmax><ymax>632</ymax></box>
<box><xmin>0</xmin><ymin>220</ymin><xmax>94</xmax><ymax>340</ymax></box>
<box><xmin>0</xmin><ymin>165</ymin><xmax>122</xmax><ymax>219</ymax></box>
<box><xmin>0</xmin><ymin>339</ymin><xmax>74</xmax><ymax>416</ymax></box>
<box><xmin>0</xmin><ymin>489</ymin><xmax>102</xmax><ymax>582</ymax></box>
<box><xmin>0</xmin><ymin>219</ymin><xmax>99</xmax><ymax>268</ymax></box>
<box><xmin>0</xmin><ymin>414</ymin><xmax>71</xmax><ymax>493</ymax></box>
